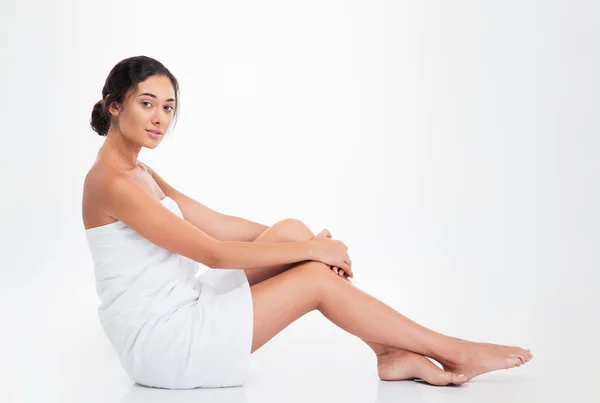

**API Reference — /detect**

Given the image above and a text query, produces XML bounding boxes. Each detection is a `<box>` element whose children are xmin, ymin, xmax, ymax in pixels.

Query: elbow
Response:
<box><xmin>205</xmin><ymin>240</ymin><xmax>222</xmax><ymax>269</ymax></box>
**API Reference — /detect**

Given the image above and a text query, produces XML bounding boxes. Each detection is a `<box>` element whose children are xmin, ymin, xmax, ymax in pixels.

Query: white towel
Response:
<box><xmin>85</xmin><ymin>196</ymin><xmax>253</xmax><ymax>389</ymax></box>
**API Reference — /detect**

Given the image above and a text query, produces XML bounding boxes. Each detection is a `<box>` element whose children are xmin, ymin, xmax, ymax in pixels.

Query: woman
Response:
<box><xmin>83</xmin><ymin>56</ymin><xmax>532</xmax><ymax>389</ymax></box>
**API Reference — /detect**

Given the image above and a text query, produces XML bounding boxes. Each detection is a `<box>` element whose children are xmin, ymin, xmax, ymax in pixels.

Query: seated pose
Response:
<box><xmin>83</xmin><ymin>55</ymin><xmax>532</xmax><ymax>390</ymax></box>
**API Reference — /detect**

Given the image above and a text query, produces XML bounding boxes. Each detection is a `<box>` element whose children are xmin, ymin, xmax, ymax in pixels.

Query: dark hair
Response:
<box><xmin>90</xmin><ymin>56</ymin><xmax>180</xmax><ymax>136</ymax></box>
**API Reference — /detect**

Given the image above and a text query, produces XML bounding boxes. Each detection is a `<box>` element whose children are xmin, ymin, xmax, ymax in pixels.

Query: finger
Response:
<box><xmin>344</xmin><ymin>264</ymin><xmax>353</xmax><ymax>278</ymax></box>
<box><xmin>317</xmin><ymin>229</ymin><xmax>330</xmax><ymax>238</ymax></box>
<box><xmin>336</xmin><ymin>267</ymin><xmax>350</xmax><ymax>282</ymax></box>
<box><xmin>334</xmin><ymin>267</ymin><xmax>343</xmax><ymax>277</ymax></box>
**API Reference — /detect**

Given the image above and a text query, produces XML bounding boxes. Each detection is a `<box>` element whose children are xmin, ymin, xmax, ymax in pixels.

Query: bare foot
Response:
<box><xmin>440</xmin><ymin>340</ymin><xmax>533</xmax><ymax>381</ymax></box>
<box><xmin>377</xmin><ymin>350</ymin><xmax>467</xmax><ymax>386</ymax></box>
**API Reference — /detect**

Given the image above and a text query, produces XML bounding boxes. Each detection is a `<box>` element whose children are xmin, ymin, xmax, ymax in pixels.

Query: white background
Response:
<box><xmin>1</xmin><ymin>0</ymin><xmax>598</xmax><ymax>402</ymax></box>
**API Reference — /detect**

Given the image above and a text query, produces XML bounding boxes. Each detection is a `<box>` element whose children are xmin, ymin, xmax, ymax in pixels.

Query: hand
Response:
<box><xmin>313</xmin><ymin>230</ymin><xmax>353</xmax><ymax>282</ymax></box>
<box><xmin>312</xmin><ymin>229</ymin><xmax>353</xmax><ymax>279</ymax></box>
<box><xmin>331</xmin><ymin>264</ymin><xmax>352</xmax><ymax>283</ymax></box>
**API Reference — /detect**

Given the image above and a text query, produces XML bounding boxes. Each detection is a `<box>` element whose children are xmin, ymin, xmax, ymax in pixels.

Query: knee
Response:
<box><xmin>271</xmin><ymin>218</ymin><xmax>314</xmax><ymax>241</ymax></box>
<box><xmin>295</xmin><ymin>262</ymin><xmax>340</xmax><ymax>302</ymax></box>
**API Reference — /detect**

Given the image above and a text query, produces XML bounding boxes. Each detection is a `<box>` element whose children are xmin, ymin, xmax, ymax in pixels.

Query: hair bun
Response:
<box><xmin>90</xmin><ymin>99</ymin><xmax>109</xmax><ymax>136</ymax></box>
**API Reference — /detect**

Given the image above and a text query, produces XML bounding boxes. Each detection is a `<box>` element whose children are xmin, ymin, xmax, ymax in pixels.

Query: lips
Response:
<box><xmin>146</xmin><ymin>129</ymin><xmax>163</xmax><ymax>135</ymax></box>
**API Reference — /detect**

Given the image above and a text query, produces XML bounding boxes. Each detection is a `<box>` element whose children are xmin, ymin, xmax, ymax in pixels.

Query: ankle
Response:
<box><xmin>438</xmin><ymin>338</ymin><xmax>468</xmax><ymax>366</ymax></box>
<box><xmin>376</xmin><ymin>349</ymin><xmax>408</xmax><ymax>364</ymax></box>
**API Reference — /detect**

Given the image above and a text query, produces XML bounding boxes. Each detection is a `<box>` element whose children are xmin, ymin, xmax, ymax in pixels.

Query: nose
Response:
<box><xmin>152</xmin><ymin>108</ymin><xmax>168</xmax><ymax>125</ymax></box>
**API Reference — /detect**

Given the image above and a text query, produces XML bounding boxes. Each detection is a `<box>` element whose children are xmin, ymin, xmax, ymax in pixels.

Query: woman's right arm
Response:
<box><xmin>99</xmin><ymin>175</ymin><xmax>315</xmax><ymax>271</ymax></box>
<box><xmin>214</xmin><ymin>235</ymin><xmax>352</xmax><ymax>275</ymax></box>
<box><xmin>213</xmin><ymin>241</ymin><xmax>313</xmax><ymax>270</ymax></box>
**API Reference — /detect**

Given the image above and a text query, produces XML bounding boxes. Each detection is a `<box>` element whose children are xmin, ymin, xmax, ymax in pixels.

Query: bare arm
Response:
<box><xmin>218</xmin><ymin>214</ymin><xmax>269</xmax><ymax>242</ymax></box>
<box><xmin>213</xmin><ymin>240</ymin><xmax>312</xmax><ymax>270</ymax></box>
<box><xmin>142</xmin><ymin>162</ymin><xmax>269</xmax><ymax>242</ymax></box>
<box><xmin>101</xmin><ymin>174</ymin><xmax>313</xmax><ymax>270</ymax></box>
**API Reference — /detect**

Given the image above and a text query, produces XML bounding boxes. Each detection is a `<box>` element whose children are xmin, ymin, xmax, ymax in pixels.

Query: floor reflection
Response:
<box><xmin>119</xmin><ymin>383</ymin><xmax>248</xmax><ymax>403</ymax></box>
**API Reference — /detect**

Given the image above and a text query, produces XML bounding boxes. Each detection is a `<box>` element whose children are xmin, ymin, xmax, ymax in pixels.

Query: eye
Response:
<box><xmin>142</xmin><ymin>101</ymin><xmax>174</xmax><ymax>112</ymax></box>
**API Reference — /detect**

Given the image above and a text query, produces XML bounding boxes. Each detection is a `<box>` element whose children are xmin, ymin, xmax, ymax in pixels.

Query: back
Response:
<box><xmin>84</xmin><ymin>194</ymin><xmax>253</xmax><ymax>389</ymax></box>
<box><xmin>85</xmin><ymin>196</ymin><xmax>200</xmax><ymax>318</ymax></box>
<box><xmin>84</xmin><ymin>195</ymin><xmax>201</xmax><ymax>377</ymax></box>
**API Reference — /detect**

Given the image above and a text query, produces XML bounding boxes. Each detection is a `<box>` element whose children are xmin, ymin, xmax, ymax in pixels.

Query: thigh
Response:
<box><xmin>244</xmin><ymin>219</ymin><xmax>314</xmax><ymax>286</ymax></box>
<box><xmin>249</xmin><ymin>261</ymin><xmax>333</xmax><ymax>353</ymax></box>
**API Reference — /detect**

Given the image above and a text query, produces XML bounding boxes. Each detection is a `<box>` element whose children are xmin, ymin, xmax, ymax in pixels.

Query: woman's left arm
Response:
<box><xmin>217</xmin><ymin>214</ymin><xmax>269</xmax><ymax>242</ymax></box>
<box><xmin>143</xmin><ymin>162</ymin><xmax>268</xmax><ymax>242</ymax></box>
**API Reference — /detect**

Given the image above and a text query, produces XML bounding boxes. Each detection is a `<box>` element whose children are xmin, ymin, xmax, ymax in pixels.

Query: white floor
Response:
<box><xmin>2</xmin><ymin>265</ymin><xmax>597</xmax><ymax>403</ymax></box>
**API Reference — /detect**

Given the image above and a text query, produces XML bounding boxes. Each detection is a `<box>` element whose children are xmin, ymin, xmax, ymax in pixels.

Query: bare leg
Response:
<box><xmin>246</xmin><ymin>220</ymin><xmax>472</xmax><ymax>384</ymax></box>
<box><xmin>250</xmin><ymin>260</ymin><xmax>532</xmax><ymax>382</ymax></box>
<box><xmin>246</xmin><ymin>219</ymin><xmax>532</xmax><ymax>385</ymax></box>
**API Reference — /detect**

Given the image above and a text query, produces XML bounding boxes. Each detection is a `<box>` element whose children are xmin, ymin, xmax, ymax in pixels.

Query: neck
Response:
<box><xmin>97</xmin><ymin>128</ymin><xmax>142</xmax><ymax>170</ymax></box>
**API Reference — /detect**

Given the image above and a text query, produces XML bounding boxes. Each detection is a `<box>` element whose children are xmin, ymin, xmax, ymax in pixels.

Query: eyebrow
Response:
<box><xmin>138</xmin><ymin>92</ymin><xmax>176</xmax><ymax>102</ymax></box>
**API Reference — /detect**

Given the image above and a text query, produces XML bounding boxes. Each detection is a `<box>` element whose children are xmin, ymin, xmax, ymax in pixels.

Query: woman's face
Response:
<box><xmin>108</xmin><ymin>75</ymin><xmax>176</xmax><ymax>148</ymax></box>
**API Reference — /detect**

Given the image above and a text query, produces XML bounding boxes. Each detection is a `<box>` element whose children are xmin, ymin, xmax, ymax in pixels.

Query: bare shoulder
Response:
<box><xmin>83</xmin><ymin>166</ymin><xmax>220</xmax><ymax>268</ymax></box>
<box><xmin>83</xmin><ymin>161</ymin><xmax>166</xmax><ymax>230</ymax></box>
<box><xmin>137</xmin><ymin>161</ymin><xmax>152</xmax><ymax>175</ymax></box>
<box><xmin>136</xmin><ymin>161</ymin><xmax>179</xmax><ymax>199</ymax></box>
<box><xmin>82</xmin><ymin>163</ymin><xmax>119</xmax><ymax>230</ymax></box>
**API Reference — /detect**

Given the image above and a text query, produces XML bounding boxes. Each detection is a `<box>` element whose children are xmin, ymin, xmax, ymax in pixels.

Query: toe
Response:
<box><xmin>452</xmin><ymin>374</ymin><xmax>467</xmax><ymax>385</ymax></box>
<box><xmin>431</xmin><ymin>371</ymin><xmax>457</xmax><ymax>386</ymax></box>
<box><xmin>506</xmin><ymin>357</ymin><xmax>521</xmax><ymax>369</ymax></box>
<box><xmin>418</xmin><ymin>359</ymin><xmax>463</xmax><ymax>386</ymax></box>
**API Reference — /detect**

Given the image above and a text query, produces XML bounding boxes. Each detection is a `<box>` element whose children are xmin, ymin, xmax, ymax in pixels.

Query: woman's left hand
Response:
<box><xmin>314</xmin><ymin>230</ymin><xmax>352</xmax><ymax>283</ymax></box>
<box><xmin>331</xmin><ymin>265</ymin><xmax>352</xmax><ymax>283</ymax></box>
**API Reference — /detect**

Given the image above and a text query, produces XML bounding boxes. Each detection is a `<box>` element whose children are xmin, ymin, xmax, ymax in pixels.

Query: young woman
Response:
<box><xmin>83</xmin><ymin>55</ymin><xmax>532</xmax><ymax>390</ymax></box>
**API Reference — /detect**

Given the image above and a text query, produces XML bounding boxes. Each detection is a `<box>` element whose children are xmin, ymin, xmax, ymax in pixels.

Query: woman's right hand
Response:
<box><xmin>309</xmin><ymin>230</ymin><xmax>353</xmax><ymax>278</ymax></box>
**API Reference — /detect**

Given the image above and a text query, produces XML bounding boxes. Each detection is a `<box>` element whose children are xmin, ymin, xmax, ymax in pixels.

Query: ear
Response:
<box><xmin>105</xmin><ymin>94</ymin><xmax>119</xmax><ymax>117</ymax></box>
<box><xmin>108</xmin><ymin>101</ymin><xmax>120</xmax><ymax>117</ymax></box>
